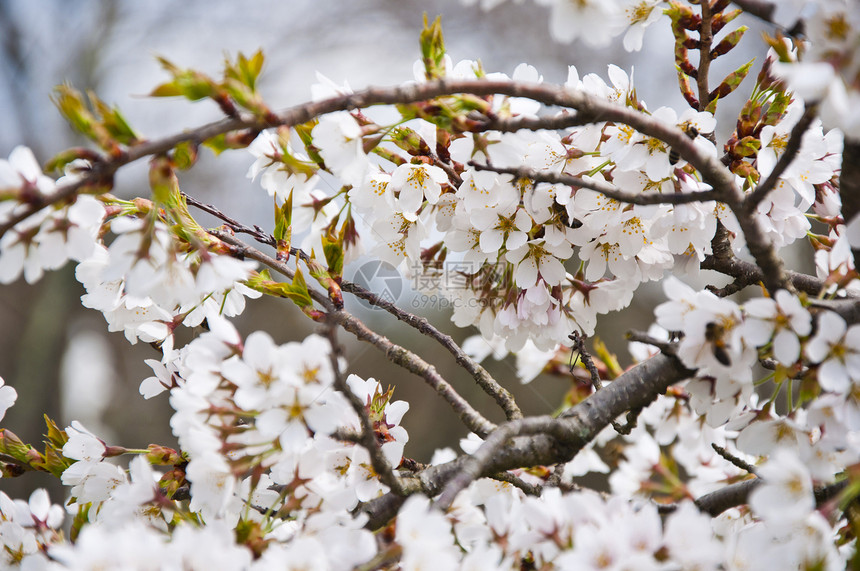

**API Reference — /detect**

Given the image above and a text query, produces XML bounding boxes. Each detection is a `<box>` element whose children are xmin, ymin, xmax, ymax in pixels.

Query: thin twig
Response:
<box><xmin>470</xmin><ymin>162</ymin><xmax>724</xmax><ymax>206</ymax></box>
<box><xmin>332</xmin><ymin>311</ymin><xmax>496</xmax><ymax>437</ymax></box>
<box><xmin>625</xmin><ymin>330</ymin><xmax>678</xmax><ymax>355</ymax></box>
<box><xmin>612</xmin><ymin>407</ymin><xmax>643</xmax><ymax>435</ymax></box>
<box><xmin>323</xmin><ymin>315</ymin><xmax>405</xmax><ymax>495</ymax></box>
<box><xmin>489</xmin><ymin>471</ymin><xmax>543</xmax><ymax>496</ymax></box>
<box><xmin>711</xmin><ymin>443</ymin><xmax>758</xmax><ymax>475</ymax></box>
<box><xmin>569</xmin><ymin>331</ymin><xmax>641</xmax><ymax>433</ymax></box>
<box><xmin>569</xmin><ymin>332</ymin><xmax>601</xmax><ymax>392</ymax></box>
<box><xmin>183</xmin><ymin>192</ymin><xmax>276</xmax><ymax>247</ymax></box>
<box><xmin>705</xmin><ymin>280</ymin><xmax>747</xmax><ymax>298</ymax></box>
<box><xmin>341</xmin><ymin>281</ymin><xmax>522</xmax><ymax>421</ymax></box>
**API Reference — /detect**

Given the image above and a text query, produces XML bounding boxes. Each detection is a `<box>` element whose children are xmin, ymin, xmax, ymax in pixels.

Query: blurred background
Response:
<box><xmin>0</xmin><ymin>0</ymin><xmax>770</xmax><ymax>501</ymax></box>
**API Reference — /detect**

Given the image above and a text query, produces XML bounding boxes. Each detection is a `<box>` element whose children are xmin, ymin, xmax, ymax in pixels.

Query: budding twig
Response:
<box><xmin>697</xmin><ymin>1</ymin><xmax>714</xmax><ymax>112</ymax></box>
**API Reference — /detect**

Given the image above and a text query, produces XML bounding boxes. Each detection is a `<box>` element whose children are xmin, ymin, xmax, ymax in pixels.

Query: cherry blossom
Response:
<box><xmin>0</xmin><ymin>377</ymin><xmax>16</xmax><ymax>422</ymax></box>
<box><xmin>749</xmin><ymin>448</ymin><xmax>815</xmax><ymax>525</ymax></box>
<box><xmin>742</xmin><ymin>289</ymin><xmax>812</xmax><ymax>365</ymax></box>
<box><xmin>534</xmin><ymin>0</ymin><xmax>625</xmax><ymax>47</ymax></box>
<box><xmin>806</xmin><ymin>310</ymin><xmax>860</xmax><ymax>393</ymax></box>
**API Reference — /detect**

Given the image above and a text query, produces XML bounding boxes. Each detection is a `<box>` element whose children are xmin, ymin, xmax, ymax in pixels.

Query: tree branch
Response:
<box><xmin>470</xmin><ymin>162</ymin><xmax>724</xmax><ymax>205</ymax></box>
<box><xmin>700</xmin><ymin>253</ymin><xmax>826</xmax><ymax>297</ymax></box>
<box><xmin>686</xmin><ymin>476</ymin><xmax>847</xmax><ymax>517</ymax></box>
<box><xmin>330</xmin><ymin>309</ymin><xmax>497</xmax><ymax>438</ymax></box>
<box><xmin>361</xmin><ymin>352</ymin><xmax>695</xmax><ymax>520</ymax></box>
<box><xmin>0</xmin><ymin>79</ymin><xmax>733</xmax><ymax>239</ymax></box>
<box><xmin>6</xmin><ymin>78</ymin><xmax>787</xmax><ymax>291</ymax></box>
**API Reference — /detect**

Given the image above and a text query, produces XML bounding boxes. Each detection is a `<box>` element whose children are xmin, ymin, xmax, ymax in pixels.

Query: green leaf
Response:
<box><xmin>322</xmin><ymin>233</ymin><xmax>344</xmax><ymax>278</ymax></box>
<box><xmin>38</xmin><ymin>447</ymin><xmax>73</xmax><ymax>478</ymax></box>
<box><xmin>150</xmin><ymin>83</ymin><xmax>184</xmax><ymax>97</ymax></box>
<box><xmin>273</xmin><ymin>193</ymin><xmax>293</xmax><ymax>243</ymax></box>
<box><xmin>734</xmin><ymin>136</ymin><xmax>761</xmax><ymax>157</ymax></box>
<box><xmin>676</xmin><ymin>66</ymin><xmax>699</xmax><ymax>109</ymax></box>
<box><xmin>224</xmin><ymin>50</ymin><xmax>265</xmax><ymax>92</ymax></box>
<box><xmin>390</xmin><ymin>126</ymin><xmax>430</xmax><ymax>156</ymax></box>
<box><xmin>45</xmin><ymin>148</ymin><xmax>98</xmax><ymax>174</ymax></box>
<box><xmin>146</xmin><ymin>444</ymin><xmax>184</xmax><ymax>465</ymax></box>
<box><xmin>420</xmin><ymin>15</ymin><xmax>446</xmax><ymax>80</ymax></box>
<box><xmin>43</xmin><ymin>415</ymin><xmax>68</xmax><ymax>449</ymax></box>
<box><xmin>202</xmin><ymin>134</ymin><xmax>230</xmax><ymax>155</ymax></box>
<box><xmin>710</xmin><ymin>26</ymin><xmax>748</xmax><ymax>59</ymax></box>
<box><xmin>304</xmin><ymin>254</ymin><xmax>344</xmax><ymax>310</ymax></box>
<box><xmin>274</xmin><ymin>194</ymin><xmax>293</xmax><ymax>262</ymax></box>
<box><xmin>294</xmin><ymin>121</ymin><xmax>325</xmax><ymax>167</ymax></box>
<box><xmin>53</xmin><ymin>84</ymin><xmax>97</xmax><ymax>138</ymax></box>
<box><xmin>0</xmin><ymin>428</ymin><xmax>31</xmax><ymax>462</ymax></box>
<box><xmin>88</xmin><ymin>91</ymin><xmax>140</xmax><ymax>145</ymax></box>
<box><xmin>762</xmin><ymin>31</ymin><xmax>795</xmax><ymax>62</ymax></box>
<box><xmin>172</xmin><ymin>141</ymin><xmax>199</xmax><ymax>170</ymax></box>
<box><xmin>150</xmin><ymin>56</ymin><xmax>217</xmax><ymax>101</ymax></box>
<box><xmin>711</xmin><ymin>8</ymin><xmax>742</xmax><ymax>34</ymax></box>
<box><xmin>246</xmin><ymin>268</ymin><xmax>314</xmax><ymax>309</ymax></box>
<box><xmin>710</xmin><ymin>57</ymin><xmax>755</xmax><ymax>101</ymax></box>
<box><xmin>762</xmin><ymin>90</ymin><xmax>793</xmax><ymax>126</ymax></box>
<box><xmin>149</xmin><ymin>156</ymin><xmax>181</xmax><ymax>207</ymax></box>
<box><xmin>666</xmin><ymin>1</ymin><xmax>700</xmax><ymax>33</ymax></box>
<box><xmin>705</xmin><ymin>95</ymin><xmax>720</xmax><ymax>115</ymax></box>
<box><xmin>52</xmin><ymin>84</ymin><xmax>117</xmax><ymax>152</ymax></box>
<box><xmin>70</xmin><ymin>505</ymin><xmax>91</xmax><ymax>543</ymax></box>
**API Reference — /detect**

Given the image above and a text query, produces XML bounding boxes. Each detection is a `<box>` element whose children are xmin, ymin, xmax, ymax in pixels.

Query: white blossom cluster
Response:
<box><xmin>0</xmin><ymin>147</ymin><xmax>104</xmax><ymax>285</ymax></box>
<box><xmin>0</xmin><ymin>321</ymin><xmax>410</xmax><ymax>569</ymax></box>
<box><xmin>75</xmin><ymin>216</ymin><xmax>260</xmax><ymax>349</ymax></box>
<box><xmin>277</xmin><ymin>57</ymin><xmax>840</xmax><ymax>356</ymax></box>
